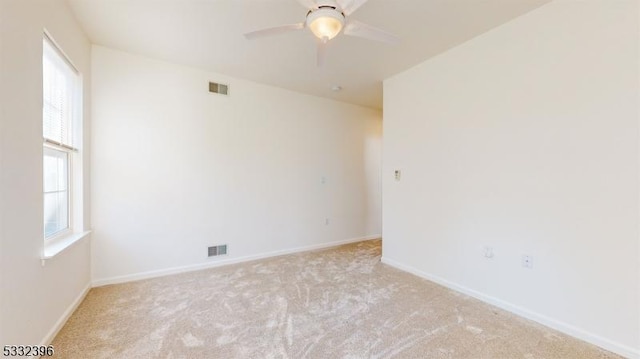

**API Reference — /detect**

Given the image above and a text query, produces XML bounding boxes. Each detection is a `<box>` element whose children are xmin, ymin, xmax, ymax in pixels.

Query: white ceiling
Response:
<box><xmin>68</xmin><ymin>0</ymin><xmax>550</xmax><ymax>109</ymax></box>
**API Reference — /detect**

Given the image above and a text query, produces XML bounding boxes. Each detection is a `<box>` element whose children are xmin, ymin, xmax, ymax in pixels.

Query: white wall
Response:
<box><xmin>91</xmin><ymin>46</ymin><xmax>382</xmax><ymax>284</ymax></box>
<box><xmin>382</xmin><ymin>0</ymin><xmax>639</xmax><ymax>357</ymax></box>
<box><xmin>0</xmin><ymin>0</ymin><xmax>92</xmax><ymax>345</ymax></box>
<box><xmin>364</xmin><ymin>120</ymin><xmax>382</xmax><ymax>235</ymax></box>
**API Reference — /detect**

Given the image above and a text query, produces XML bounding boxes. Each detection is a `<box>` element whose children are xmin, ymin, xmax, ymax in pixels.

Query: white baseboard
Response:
<box><xmin>92</xmin><ymin>235</ymin><xmax>381</xmax><ymax>287</ymax></box>
<box><xmin>380</xmin><ymin>256</ymin><xmax>639</xmax><ymax>359</ymax></box>
<box><xmin>40</xmin><ymin>282</ymin><xmax>91</xmax><ymax>346</ymax></box>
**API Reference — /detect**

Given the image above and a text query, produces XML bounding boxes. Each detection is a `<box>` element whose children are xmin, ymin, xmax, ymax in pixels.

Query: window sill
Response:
<box><xmin>42</xmin><ymin>230</ymin><xmax>91</xmax><ymax>261</ymax></box>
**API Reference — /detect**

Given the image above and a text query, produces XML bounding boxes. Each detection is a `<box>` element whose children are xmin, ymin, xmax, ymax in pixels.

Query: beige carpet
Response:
<box><xmin>52</xmin><ymin>240</ymin><xmax>620</xmax><ymax>358</ymax></box>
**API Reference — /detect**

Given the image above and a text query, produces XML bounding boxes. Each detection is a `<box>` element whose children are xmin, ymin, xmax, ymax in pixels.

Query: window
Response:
<box><xmin>43</xmin><ymin>147</ymin><xmax>69</xmax><ymax>237</ymax></box>
<box><xmin>42</xmin><ymin>34</ymin><xmax>81</xmax><ymax>240</ymax></box>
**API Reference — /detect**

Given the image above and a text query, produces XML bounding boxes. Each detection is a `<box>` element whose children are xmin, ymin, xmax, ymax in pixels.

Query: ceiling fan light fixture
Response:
<box><xmin>307</xmin><ymin>8</ymin><xmax>345</xmax><ymax>41</ymax></box>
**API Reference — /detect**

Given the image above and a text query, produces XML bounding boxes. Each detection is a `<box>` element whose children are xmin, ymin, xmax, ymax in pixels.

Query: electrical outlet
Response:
<box><xmin>325</xmin><ymin>218</ymin><xmax>329</xmax><ymax>225</ymax></box>
<box><xmin>394</xmin><ymin>170</ymin><xmax>401</xmax><ymax>181</ymax></box>
<box><xmin>522</xmin><ymin>255</ymin><xmax>533</xmax><ymax>268</ymax></box>
<box><xmin>483</xmin><ymin>246</ymin><xmax>494</xmax><ymax>259</ymax></box>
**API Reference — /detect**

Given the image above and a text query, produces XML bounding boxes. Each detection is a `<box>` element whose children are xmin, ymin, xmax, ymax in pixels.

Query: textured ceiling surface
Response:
<box><xmin>68</xmin><ymin>0</ymin><xmax>550</xmax><ymax>109</ymax></box>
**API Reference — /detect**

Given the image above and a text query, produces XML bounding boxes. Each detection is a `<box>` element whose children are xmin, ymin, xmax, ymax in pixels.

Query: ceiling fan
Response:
<box><xmin>243</xmin><ymin>0</ymin><xmax>400</xmax><ymax>67</ymax></box>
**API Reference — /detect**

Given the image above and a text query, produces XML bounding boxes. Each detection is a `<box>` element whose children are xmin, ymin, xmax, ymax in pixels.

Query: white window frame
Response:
<box><xmin>43</xmin><ymin>145</ymin><xmax>72</xmax><ymax>239</ymax></box>
<box><xmin>41</xmin><ymin>31</ymin><xmax>89</xmax><ymax>259</ymax></box>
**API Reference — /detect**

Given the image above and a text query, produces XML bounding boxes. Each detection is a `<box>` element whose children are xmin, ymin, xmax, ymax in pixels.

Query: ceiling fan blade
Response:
<box><xmin>339</xmin><ymin>0</ymin><xmax>370</xmax><ymax>16</ymax></box>
<box><xmin>244</xmin><ymin>23</ymin><xmax>305</xmax><ymax>40</ymax></box>
<box><xmin>343</xmin><ymin>20</ymin><xmax>400</xmax><ymax>44</ymax></box>
<box><xmin>317</xmin><ymin>38</ymin><xmax>328</xmax><ymax>67</ymax></box>
<box><xmin>295</xmin><ymin>0</ymin><xmax>317</xmax><ymax>9</ymax></box>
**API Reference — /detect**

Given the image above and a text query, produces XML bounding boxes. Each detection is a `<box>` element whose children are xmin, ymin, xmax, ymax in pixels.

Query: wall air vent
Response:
<box><xmin>209</xmin><ymin>82</ymin><xmax>229</xmax><ymax>95</ymax></box>
<box><xmin>208</xmin><ymin>244</ymin><xmax>228</xmax><ymax>257</ymax></box>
